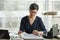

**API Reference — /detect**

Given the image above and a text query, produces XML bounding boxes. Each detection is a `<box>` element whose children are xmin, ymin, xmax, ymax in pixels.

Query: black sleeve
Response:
<box><xmin>20</xmin><ymin>18</ymin><xmax>25</xmax><ymax>32</ymax></box>
<box><xmin>38</xmin><ymin>18</ymin><xmax>47</xmax><ymax>35</ymax></box>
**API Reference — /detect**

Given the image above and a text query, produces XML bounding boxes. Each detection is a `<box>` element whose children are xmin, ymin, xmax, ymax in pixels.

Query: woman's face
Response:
<box><xmin>29</xmin><ymin>9</ymin><xmax>38</xmax><ymax>16</ymax></box>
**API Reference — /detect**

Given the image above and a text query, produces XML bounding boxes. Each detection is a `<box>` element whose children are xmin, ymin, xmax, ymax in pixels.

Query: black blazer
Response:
<box><xmin>20</xmin><ymin>16</ymin><xmax>47</xmax><ymax>35</ymax></box>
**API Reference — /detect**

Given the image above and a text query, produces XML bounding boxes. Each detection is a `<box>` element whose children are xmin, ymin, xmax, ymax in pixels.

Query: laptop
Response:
<box><xmin>0</xmin><ymin>29</ymin><xmax>10</xmax><ymax>39</ymax></box>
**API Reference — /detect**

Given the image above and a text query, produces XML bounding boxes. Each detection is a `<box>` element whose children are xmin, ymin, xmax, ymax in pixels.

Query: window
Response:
<box><xmin>48</xmin><ymin>0</ymin><xmax>60</xmax><ymax>11</ymax></box>
<box><xmin>0</xmin><ymin>0</ymin><xmax>4</xmax><ymax>10</ymax></box>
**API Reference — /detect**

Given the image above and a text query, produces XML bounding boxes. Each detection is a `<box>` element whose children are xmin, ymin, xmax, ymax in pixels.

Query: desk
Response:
<box><xmin>45</xmin><ymin>39</ymin><xmax>60</xmax><ymax>40</ymax></box>
<box><xmin>0</xmin><ymin>39</ymin><xmax>60</xmax><ymax>40</ymax></box>
<box><xmin>0</xmin><ymin>39</ymin><xmax>9</xmax><ymax>40</ymax></box>
<box><xmin>10</xmin><ymin>38</ymin><xmax>60</xmax><ymax>40</ymax></box>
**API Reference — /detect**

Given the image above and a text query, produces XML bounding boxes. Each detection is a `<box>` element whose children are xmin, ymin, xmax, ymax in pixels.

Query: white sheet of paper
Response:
<box><xmin>21</xmin><ymin>32</ymin><xmax>44</xmax><ymax>39</ymax></box>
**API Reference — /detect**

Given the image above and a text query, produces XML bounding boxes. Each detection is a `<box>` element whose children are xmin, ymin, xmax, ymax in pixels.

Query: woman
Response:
<box><xmin>18</xmin><ymin>3</ymin><xmax>47</xmax><ymax>36</ymax></box>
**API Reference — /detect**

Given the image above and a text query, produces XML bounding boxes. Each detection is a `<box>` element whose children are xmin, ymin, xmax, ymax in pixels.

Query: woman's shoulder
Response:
<box><xmin>36</xmin><ymin>16</ymin><xmax>41</xmax><ymax>19</ymax></box>
<box><xmin>21</xmin><ymin>15</ymin><xmax>28</xmax><ymax>20</ymax></box>
<box><xmin>36</xmin><ymin>16</ymin><xmax>43</xmax><ymax>22</ymax></box>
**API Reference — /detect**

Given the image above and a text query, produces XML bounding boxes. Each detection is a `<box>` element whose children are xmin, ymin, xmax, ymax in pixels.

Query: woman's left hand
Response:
<box><xmin>38</xmin><ymin>31</ymin><xmax>43</xmax><ymax>36</ymax></box>
<box><xmin>33</xmin><ymin>30</ymin><xmax>43</xmax><ymax>36</ymax></box>
<box><xmin>32</xmin><ymin>30</ymin><xmax>39</xmax><ymax>35</ymax></box>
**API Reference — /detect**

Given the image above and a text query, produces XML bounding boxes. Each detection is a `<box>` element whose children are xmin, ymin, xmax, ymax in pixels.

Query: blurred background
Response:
<box><xmin>0</xmin><ymin>0</ymin><xmax>60</xmax><ymax>34</ymax></box>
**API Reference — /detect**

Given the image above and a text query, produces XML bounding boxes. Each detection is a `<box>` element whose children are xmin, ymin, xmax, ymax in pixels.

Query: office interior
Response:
<box><xmin>0</xmin><ymin>0</ymin><xmax>60</xmax><ymax>40</ymax></box>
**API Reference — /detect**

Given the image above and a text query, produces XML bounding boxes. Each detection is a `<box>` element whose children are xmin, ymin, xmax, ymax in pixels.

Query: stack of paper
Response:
<box><xmin>21</xmin><ymin>32</ymin><xmax>44</xmax><ymax>39</ymax></box>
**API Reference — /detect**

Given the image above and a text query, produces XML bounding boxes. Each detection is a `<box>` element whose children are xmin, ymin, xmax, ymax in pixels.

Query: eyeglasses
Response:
<box><xmin>31</xmin><ymin>12</ymin><xmax>37</xmax><ymax>13</ymax></box>
<box><xmin>30</xmin><ymin>11</ymin><xmax>37</xmax><ymax>14</ymax></box>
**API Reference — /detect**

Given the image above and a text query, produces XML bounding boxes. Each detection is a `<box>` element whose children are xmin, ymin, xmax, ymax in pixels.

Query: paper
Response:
<box><xmin>20</xmin><ymin>32</ymin><xmax>44</xmax><ymax>39</ymax></box>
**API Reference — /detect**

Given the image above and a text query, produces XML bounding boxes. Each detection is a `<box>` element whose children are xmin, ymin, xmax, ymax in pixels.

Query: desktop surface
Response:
<box><xmin>0</xmin><ymin>39</ymin><xmax>60</xmax><ymax>40</ymax></box>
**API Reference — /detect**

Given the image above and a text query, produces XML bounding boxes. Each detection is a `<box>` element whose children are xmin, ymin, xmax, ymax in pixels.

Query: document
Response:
<box><xmin>20</xmin><ymin>32</ymin><xmax>44</xmax><ymax>39</ymax></box>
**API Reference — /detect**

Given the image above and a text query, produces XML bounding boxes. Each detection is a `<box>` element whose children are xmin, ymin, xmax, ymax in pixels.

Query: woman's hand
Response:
<box><xmin>18</xmin><ymin>30</ymin><xmax>22</xmax><ymax>35</ymax></box>
<box><xmin>33</xmin><ymin>30</ymin><xmax>44</xmax><ymax>36</ymax></box>
<box><xmin>38</xmin><ymin>31</ymin><xmax>43</xmax><ymax>36</ymax></box>
<box><xmin>32</xmin><ymin>30</ymin><xmax>38</xmax><ymax>35</ymax></box>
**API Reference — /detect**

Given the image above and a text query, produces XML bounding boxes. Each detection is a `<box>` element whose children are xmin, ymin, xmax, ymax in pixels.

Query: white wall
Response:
<box><xmin>0</xmin><ymin>11</ymin><xmax>44</xmax><ymax>33</ymax></box>
<box><xmin>0</xmin><ymin>0</ymin><xmax>46</xmax><ymax>33</ymax></box>
<box><xmin>0</xmin><ymin>0</ymin><xmax>60</xmax><ymax>33</ymax></box>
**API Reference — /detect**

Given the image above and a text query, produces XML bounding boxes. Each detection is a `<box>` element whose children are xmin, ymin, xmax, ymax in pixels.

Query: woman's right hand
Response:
<box><xmin>18</xmin><ymin>30</ymin><xmax>22</xmax><ymax>35</ymax></box>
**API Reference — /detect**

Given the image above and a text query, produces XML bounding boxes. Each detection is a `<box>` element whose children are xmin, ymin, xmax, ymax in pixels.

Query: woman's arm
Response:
<box><xmin>18</xmin><ymin>18</ymin><xmax>25</xmax><ymax>34</ymax></box>
<box><xmin>32</xmin><ymin>17</ymin><xmax>47</xmax><ymax>36</ymax></box>
<box><xmin>38</xmin><ymin>18</ymin><xmax>47</xmax><ymax>36</ymax></box>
